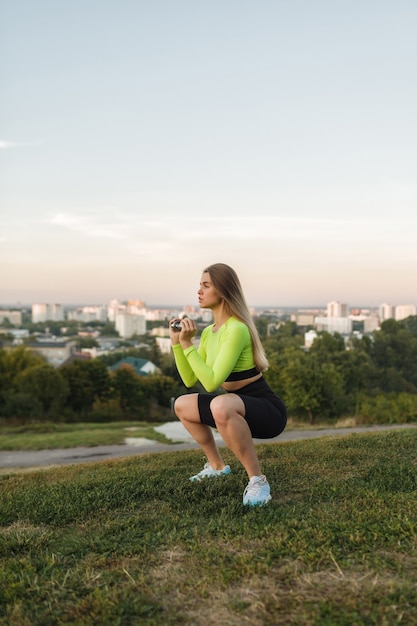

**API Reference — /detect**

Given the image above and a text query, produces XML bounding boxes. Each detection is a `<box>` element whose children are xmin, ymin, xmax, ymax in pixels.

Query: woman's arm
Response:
<box><xmin>183</xmin><ymin>324</ymin><xmax>250</xmax><ymax>392</ymax></box>
<box><xmin>170</xmin><ymin>317</ymin><xmax>200</xmax><ymax>388</ymax></box>
<box><xmin>171</xmin><ymin>343</ymin><xmax>199</xmax><ymax>388</ymax></box>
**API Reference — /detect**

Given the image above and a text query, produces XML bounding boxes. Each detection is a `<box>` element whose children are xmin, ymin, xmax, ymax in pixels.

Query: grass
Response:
<box><xmin>0</xmin><ymin>417</ymin><xmax>361</xmax><ymax>452</ymax></box>
<box><xmin>0</xmin><ymin>421</ymin><xmax>173</xmax><ymax>451</ymax></box>
<box><xmin>1</xmin><ymin>428</ymin><xmax>417</xmax><ymax>625</ymax></box>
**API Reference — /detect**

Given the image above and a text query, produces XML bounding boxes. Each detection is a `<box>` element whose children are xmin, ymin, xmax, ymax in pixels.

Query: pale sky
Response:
<box><xmin>1</xmin><ymin>1</ymin><xmax>416</xmax><ymax>308</ymax></box>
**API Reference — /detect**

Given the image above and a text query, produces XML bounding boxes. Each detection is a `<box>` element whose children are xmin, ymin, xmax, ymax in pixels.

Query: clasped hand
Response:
<box><xmin>169</xmin><ymin>317</ymin><xmax>196</xmax><ymax>346</ymax></box>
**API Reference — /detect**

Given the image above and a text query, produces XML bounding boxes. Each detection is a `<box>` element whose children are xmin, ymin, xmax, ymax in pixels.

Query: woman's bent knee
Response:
<box><xmin>174</xmin><ymin>394</ymin><xmax>199</xmax><ymax>422</ymax></box>
<box><xmin>174</xmin><ymin>395</ymin><xmax>188</xmax><ymax>418</ymax></box>
<box><xmin>210</xmin><ymin>394</ymin><xmax>244</xmax><ymax>427</ymax></box>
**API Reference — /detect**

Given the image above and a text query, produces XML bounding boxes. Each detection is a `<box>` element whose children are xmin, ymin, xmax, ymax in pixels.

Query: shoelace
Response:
<box><xmin>244</xmin><ymin>476</ymin><xmax>265</xmax><ymax>497</ymax></box>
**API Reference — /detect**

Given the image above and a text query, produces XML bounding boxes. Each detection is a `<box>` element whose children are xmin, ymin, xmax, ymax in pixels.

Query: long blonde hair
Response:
<box><xmin>204</xmin><ymin>263</ymin><xmax>269</xmax><ymax>372</ymax></box>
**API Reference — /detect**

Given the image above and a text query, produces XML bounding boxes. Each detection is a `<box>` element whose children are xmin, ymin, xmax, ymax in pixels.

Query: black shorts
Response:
<box><xmin>197</xmin><ymin>377</ymin><xmax>287</xmax><ymax>439</ymax></box>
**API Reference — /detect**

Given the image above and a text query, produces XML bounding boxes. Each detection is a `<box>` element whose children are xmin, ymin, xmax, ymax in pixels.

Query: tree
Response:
<box><xmin>336</xmin><ymin>349</ymin><xmax>376</xmax><ymax>403</ymax></box>
<box><xmin>60</xmin><ymin>363</ymin><xmax>96</xmax><ymax>415</ymax></box>
<box><xmin>0</xmin><ymin>347</ymin><xmax>45</xmax><ymax>404</ymax></box>
<box><xmin>111</xmin><ymin>367</ymin><xmax>151</xmax><ymax>418</ymax></box>
<box><xmin>276</xmin><ymin>348</ymin><xmax>345</xmax><ymax>424</ymax></box>
<box><xmin>15</xmin><ymin>364</ymin><xmax>69</xmax><ymax>419</ymax></box>
<box><xmin>1</xmin><ymin>391</ymin><xmax>41</xmax><ymax>419</ymax></box>
<box><xmin>100</xmin><ymin>322</ymin><xmax>119</xmax><ymax>337</ymax></box>
<box><xmin>60</xmin><ymin>359</ymin><xmax>113</xmax><ymax>416</ymax></box>
<box><xmin>370</xmin><ymin>320</ymin><xmax>417</xmax><ymax>392</ymax></box>
<box><xmin>309</xmin><ymin>331</ymin><xmax>346</xmax><ymax>360</ymax></box>
<box><xmin>401</xmin><ymin>315</ymin><xmax>417</xmax><ymax>336</ymax></box>
<box><xmin>356</xmin><ymin>392</ymin><xmax>417</xmax><ymax>425</ymax></box>
<box><xmin>0</xmin><ymin>317</ymin><xmax>15</xmax><ymax>329</ymax></box>
<box><xmin>83</xmin><ymin>359</ymin><xmax>112</xmax><ymax>403</ymax></box>
<box><xmin>146</xmin><ymin>374</ymin><xmax>183</xmax><ymax>409</ymax></box>
<box><xmin>78</xmin><ymin>337</ymin><xmax>99</xmax><ymax>349</ymax></box>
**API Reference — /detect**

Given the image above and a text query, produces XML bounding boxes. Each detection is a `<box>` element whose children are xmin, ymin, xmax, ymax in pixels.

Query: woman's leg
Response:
<box><xmin>210</xmin><ymin>394</ymin><xmax>261</xmax><ymax>478</ymax></box>
<box><xmin>174</xmin><ymin>394</ymin><xmax>226</xmax><ymax>470</ymax></box>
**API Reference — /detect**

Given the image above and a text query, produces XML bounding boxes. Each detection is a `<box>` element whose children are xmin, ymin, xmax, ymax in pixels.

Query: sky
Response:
<box><xmin>1</xmin><ymin>1</ymin><xmax>416</xmax><ymax>309</ymax></box>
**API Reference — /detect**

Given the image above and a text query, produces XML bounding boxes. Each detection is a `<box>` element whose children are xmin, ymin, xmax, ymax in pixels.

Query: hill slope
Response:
<box><xmin>1</xmin><ymin>429</ymin><xmax>417</xmax><ymax>625</ymax></box>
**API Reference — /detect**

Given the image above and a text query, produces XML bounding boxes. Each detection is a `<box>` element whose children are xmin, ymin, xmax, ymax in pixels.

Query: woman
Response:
<box><xmin>170</xmin><ymin>263</ymin><xmax>287</xmax><ymax>507</ymax></box>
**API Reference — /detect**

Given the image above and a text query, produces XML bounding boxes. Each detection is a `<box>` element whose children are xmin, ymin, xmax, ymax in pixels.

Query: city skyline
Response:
<box><xmin>2</xmin><ymin>297</ymin><xmax>416</xmax><ymax>315</ymax></box>
<box><xmin>1</xmin><ymin>2</ymin><xmax>416</xmax><ymax>307</ymax></box>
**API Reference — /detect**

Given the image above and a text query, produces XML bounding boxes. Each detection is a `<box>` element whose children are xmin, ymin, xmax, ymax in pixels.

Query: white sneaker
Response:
<box><xmin>189</xmin><ymin>462</ymin><xmax>231</xmax><ymax>482</ymax></box>
<box><xmin>243</xmin><ymin>475</ymin><xmax>272</xmax><ymax>506</ymax></box>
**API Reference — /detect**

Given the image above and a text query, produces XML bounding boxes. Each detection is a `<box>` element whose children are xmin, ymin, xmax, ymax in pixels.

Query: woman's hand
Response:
<box><xmin>169</xmin><ymin>318</ymin><xmax>182</xmax><ymax>345</ymax></box>
<box><xmin>169</xmin><ymin>317</ymin><xmax>196</xmax><ymax>348</ymax></box>
<box><xmin>178</xmin><ymin>317</ymin><xmax>196</xmax><ymax>346</ymax></box>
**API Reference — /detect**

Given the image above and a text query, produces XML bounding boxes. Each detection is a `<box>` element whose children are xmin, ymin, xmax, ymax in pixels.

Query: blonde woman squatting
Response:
<box><xmin>170</xmin><ymin>263</ymin><xmax>287</xmax><ymax>507</ymax></box>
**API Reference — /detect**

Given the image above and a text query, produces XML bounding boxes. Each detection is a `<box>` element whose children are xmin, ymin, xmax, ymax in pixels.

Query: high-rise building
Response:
<box><xmin>67</xmin><ymin>306</ymin><xmax>107</xmax><ymax>323</ymax></box>
<box><xmin>327</xmin><ymin>301</ymin><xmax>348</xmax><ymax>318</ymax></box>
<box><xmin>395</xmin><ymin>305</ymin><xmax>417</xmax><ymax>321</ymax></box>
<box><xmin>379</xmin><ymin>303</ymin><xmax>394</xmax><ymax>322</ymax></box>
<box><xmin>314</xmin><ymin>316</ymin><xmax>352</xmax><ymax>334</ymax></box>
<box><xmin>32</xmin><ymin>303</ymin><xmax>65</xmax><ymax>323</ymax></box>
<box><xmin>107</xmin><ymin>300</ymin><xmax>126</xmax><ymax>322</ymax></box>
<box><xmin>115</xmin><ymin>313</ymin><xmax>146</xmax><ymax>339</ymax></box>
<box><xmin>363</xmin><ymin>316</ymin><xmax>380</xmax><ymax>333</ymax></box>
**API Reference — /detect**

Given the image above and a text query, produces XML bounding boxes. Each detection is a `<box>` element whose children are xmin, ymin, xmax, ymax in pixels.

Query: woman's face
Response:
<box><xmin>198</xmin><ymin>272</ymin><xmax>222</xmax><ymax>309</ymax></box>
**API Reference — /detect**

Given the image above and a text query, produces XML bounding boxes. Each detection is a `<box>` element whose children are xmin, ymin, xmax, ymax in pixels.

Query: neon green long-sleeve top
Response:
<box><xmin>171</xmin><ymin>316</ymin><xmax>256</xmax><ymax>392</ymax></box>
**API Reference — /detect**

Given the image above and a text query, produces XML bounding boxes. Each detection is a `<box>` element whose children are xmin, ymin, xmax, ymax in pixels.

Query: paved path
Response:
<box><xmin>1</xmin><ymin>422</ymin><xmax>416</xmax><ymax>471</ymax></box>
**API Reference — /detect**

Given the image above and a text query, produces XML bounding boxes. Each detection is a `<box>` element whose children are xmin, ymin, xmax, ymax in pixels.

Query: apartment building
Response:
<box><xmin>313</xmin><ymin>316</ymin><xmax>353</xmax><ymax>334</ymax></box>
<box><xmin>0</xmin><ymin>310</ymin><xmax>22</xmax><ymax>326</ymax></box>
<box><xmin>395</xmin><ymin>304</ymin><xmax>417</xmax><ymax>321</ymax></box>
<box><xmin>379</xmin><ymin>303</ymin><xmax>394</xmax><ymax>321</ymax></box>
<box><xmin>27</xmin><ymin>338</ymin><xmax>77</xmax><ymax>366</ymax></box>
<box><xmin>115</xmin><ymin>313</ymin><xmax>146</xmax><ymax>339</ymax></box>
<box><xmin>32</xmin><ymin>303</ymin><xmax>65</xmax><ymax>323</ymax></box>
<box><xmin>67</xmin><ymin>306</ymin><xmax>107</xmax><ymax>323</ymax></box>
<box><xmin>327</xmin><ymin>301</ymin><xmax>348</xmax><ymax>318</ymax></box>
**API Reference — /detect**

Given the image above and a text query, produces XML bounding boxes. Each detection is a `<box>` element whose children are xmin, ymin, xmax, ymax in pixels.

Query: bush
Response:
<box><xmin>16</xmin><ymin>364</ymin><xmax>69</xmax><ymax>419</ymax></box>
<box><xmin>0</xmin><ymin>391</ymin><xmax>42</xmax><ymax>419</ymax></box>
<box><xmin>356</xmin><ymin>392</ymin><xmax>417</xmax><ymax>425</ymax></box>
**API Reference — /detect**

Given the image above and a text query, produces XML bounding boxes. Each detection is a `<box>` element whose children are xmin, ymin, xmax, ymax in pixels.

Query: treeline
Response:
<box><xmin>261</xmin><ymin>316</ymin><xmax>417</xmax><ymax>424</ymax></box>
<box><xmin>0</xmin><ymin>347</ymin><xmax>183</xmax><ymax>423</ymax></box>
<box><xmin>1</xmin><ymin>316</ymin><xmax>417</xmax><ymax>425</ymax></box>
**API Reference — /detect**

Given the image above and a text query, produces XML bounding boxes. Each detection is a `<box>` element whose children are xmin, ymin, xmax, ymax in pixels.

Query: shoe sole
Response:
<box><xmin>243</xmin><ymin>495</ymin><xmax>272</xmax><ymax>507</ymax></box>
<box><xmin>189</xmin><ymin>470</ymin><xmax>231</xmax><ymax>482</ymax></box>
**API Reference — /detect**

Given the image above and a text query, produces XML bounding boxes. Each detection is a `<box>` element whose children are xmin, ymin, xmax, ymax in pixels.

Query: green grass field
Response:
<box><xmin>1</xmin><ymin>428</ymin><xmax>417</xmax><ymax>625</ymax></box>
<box><xmin>0</xmin><ymin>421</ymin><xmax>173</xmax><ymax>451</ymax></box>
<box><xmin>0</xmin><ymin>418</ymin><xmax>356</xmax><ymax>452</ymax></box>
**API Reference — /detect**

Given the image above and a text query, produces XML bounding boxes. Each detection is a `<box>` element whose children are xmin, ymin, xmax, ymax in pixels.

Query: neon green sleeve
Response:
<box><xmin>172</xmin><ymin>319</ymin><xmax>254</xmax><ymax>392</ymax></box>
<box><xmin>171</xmin><ymin>343</ymin><xmax>199</xmax><ymax>388</ymax></box>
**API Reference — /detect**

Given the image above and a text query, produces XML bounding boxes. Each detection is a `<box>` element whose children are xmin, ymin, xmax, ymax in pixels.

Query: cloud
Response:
<box><xmin>89</xmin><ymin>228</ymin><xmax>127</xmax><ymax>240</ymax></box>
<box><xmin>0</xmin><ymin>141</ymin><xmax>19</xmax><ymax>149</ymax></box>
<box><xmin>44</xmin><ymin>212</ymin><xmax>129</xmax><ymax>239</ymax></box>
<box><xmin>0</xmin><ymin>140</ymin><xmax>41</xmax><ymax>149</ymax></box>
